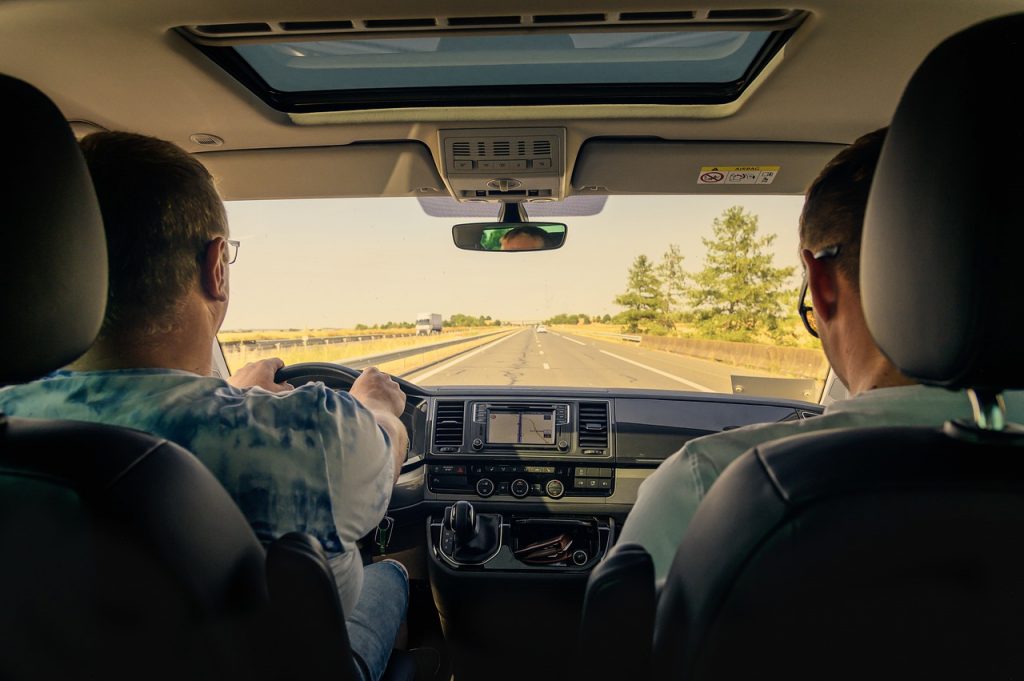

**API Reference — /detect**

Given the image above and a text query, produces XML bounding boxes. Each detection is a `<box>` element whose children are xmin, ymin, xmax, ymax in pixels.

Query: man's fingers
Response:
<box><xmin>281</xmin><ymin>381</ymin><xmax>295</xmax><ymax>391</ymax></box>
<box><xmin>268</xmin><ymin>357</ymin><xmax>285</xmax><ymax>369</ymax></box>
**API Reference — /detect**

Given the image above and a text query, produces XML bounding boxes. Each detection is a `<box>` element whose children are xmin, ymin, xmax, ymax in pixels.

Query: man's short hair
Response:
<box><xmin>799</xmin><ymin>127</ymin><xmax>888</xmax><ymax>289</ymax></box>
<box><xmin>500</xmin><ymin>225</ymin><xmax>548</xmax><ymax>245</ymax></box>
<box><xmin>79</xmin><ymin>132</ymin><xmax>228</xmax><ymax>340</ymax></box>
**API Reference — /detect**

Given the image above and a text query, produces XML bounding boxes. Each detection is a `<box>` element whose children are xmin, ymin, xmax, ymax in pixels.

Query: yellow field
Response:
<box><xmin>221</xmin><ymin>327</ymin><xmax>514</xmax><ymax>376</ymax></box>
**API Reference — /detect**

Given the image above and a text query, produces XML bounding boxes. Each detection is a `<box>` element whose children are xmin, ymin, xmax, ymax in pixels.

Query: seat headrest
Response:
<box><xmin>862</xmin><ymin>13</ymin><xmax>1024</xmax><ymax>391</ymax></box>
<box><xmin>0</xmin><ymin>75</ymin><xmax>107</xmax><ymax>385</ymax></box>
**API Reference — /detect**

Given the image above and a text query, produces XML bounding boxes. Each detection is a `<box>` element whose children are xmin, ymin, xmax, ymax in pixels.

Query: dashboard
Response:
<box><xmin>395</xmin><ymin>385</ymin><xmax>822</xmax><ymax>511</ymax></box>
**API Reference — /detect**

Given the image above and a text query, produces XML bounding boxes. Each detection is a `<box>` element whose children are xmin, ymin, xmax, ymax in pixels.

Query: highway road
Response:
<box><xmin>405</xmin><ymin>327</ymin><xmax>776</xmax><ymax>393</ymax></box>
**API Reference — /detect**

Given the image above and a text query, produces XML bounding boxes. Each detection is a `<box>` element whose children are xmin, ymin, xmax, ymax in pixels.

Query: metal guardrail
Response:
<box><xmin>341</xmin><ymin>329</ymin><xmax>509</xmax><ymax>369</ymax></box>
<box><xmin>589</xmin><ymin>331</ymin><xmax>642</xmax><ymax>343</ymax></box>
<box><xmin>220</xmin><ymin>332</ymin><xmax>419</xmax><ymax>352</ymax></box>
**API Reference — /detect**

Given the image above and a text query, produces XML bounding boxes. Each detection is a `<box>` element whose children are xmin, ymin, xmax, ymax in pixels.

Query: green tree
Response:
<box><xmin>687</xmin><ymin>206</ymin><xmax>795</xmax><ymax>341</ymax></box>
<box><xmin>614</xmin><ymin>254</ymin><xmax>672</xmax><ymax>334</ymax></box>
<box><xmin>657</xmin><ymin>243</ymin><xmax>688</xmax><ymax>318</ymax></box>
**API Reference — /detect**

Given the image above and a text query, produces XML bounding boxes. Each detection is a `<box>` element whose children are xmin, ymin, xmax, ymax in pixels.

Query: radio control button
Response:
<box><xmin>545</xmin><ymin>479</ymin><xmax>565</xmax><ymax>499</ymax></box>
<box><xmin>476</xmin><ymin>478</ymin><xmax>495</xmax><ymax>497</ymax></box>
<box><xmin>558</xmin><ymin>440</ymin><xmax>570</xmax><ymax>450</ymax></box>
<box><xmin>510</xmin><ymin>478</ymin><xmax>530</xmax><ymax>498</ymax></box>
<box><xmin>472</xmin><ymin>438</ymin><xmax>483</xmax><ymax>450</ymax></box>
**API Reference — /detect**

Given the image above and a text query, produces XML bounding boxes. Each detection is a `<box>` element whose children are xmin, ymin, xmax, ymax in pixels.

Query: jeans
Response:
<box><xmin>346</xmin><ymin>559</ymin><xmax>409</xmax><ymax>681</ymax></box>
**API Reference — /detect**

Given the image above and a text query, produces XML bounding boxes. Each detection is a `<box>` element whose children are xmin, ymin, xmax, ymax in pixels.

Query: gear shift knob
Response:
<box><xmin>451</xmin><ymin>500</ymin><xmax>476</xmax><ymax>543</ymax></box>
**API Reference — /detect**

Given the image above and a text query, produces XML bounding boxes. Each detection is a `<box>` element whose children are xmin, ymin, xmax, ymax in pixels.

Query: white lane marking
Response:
<box><xmin>406</xmin><ymin>330</ymin><xmax>523</xmax><ymax>382</ymax></box>
<box><xmin>539</xmin><ymin>351</ymin><xmax>545</xmax><ymax>355</ymax></box>
<box><xmin>599</xmin><ymin>350</ymin><xmax>713</xmax><ymax>392</ymax></box>
<box><xmin>543</xmin><ymin>363</ymin><xmax>551</xmax><ymax>370</ymax></box>
<box><xmin>559</xmin><ymin>334</ymin><xmax>586</xmax><ymax>346</ymax></box>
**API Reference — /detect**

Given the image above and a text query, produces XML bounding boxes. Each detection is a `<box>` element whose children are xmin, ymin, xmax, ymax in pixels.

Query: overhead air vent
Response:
<box><xmin>433</xmin><ymin>401</ymin><xmax>466</xmax><ymax>449</ymax></box>
<box><xmin>280</xmin><ymin>20</ymin><xmax>355</xmax><ymax>31</ymax></box>
<box><xmin>193</xmin><ymin>22</ymin><xmax>272</xmax><ymax>35</ymax></box>
<box><xmin>619</xmin><ymin>11</ymin><xmax>696</xmax><ymax>21</ymax></box>
<box><xmin>706</xmin><ymin>9</ymin><xmax>794</xmax><ymax>20</ymax></box>
<box><xmin>578</xmin><ymin>402</ymin><xmax>610</xmax><ymax>450</ymax></box>
<box><xmin>532</xmin><ymin>140</ymin><xmax>551</xmax><ymax>156</ymax></box>
<box><xmin>364</xmin><ymin>17</ymin><xmax>436</xmax><ymax>28</ymax></box>
<box><xmin>533</xmin><ymin>13</ymin><xmax>606</xmax><ymax>24</ymax></box>
<box><xmin>448</xmin><ymin>15</ymin><xmax>521</xmax><ymax>26</ymax></box>
<box><xmin>452</xmin><ymin>142</ymin><xmax>471</xmax><ymax>157</ymax></box>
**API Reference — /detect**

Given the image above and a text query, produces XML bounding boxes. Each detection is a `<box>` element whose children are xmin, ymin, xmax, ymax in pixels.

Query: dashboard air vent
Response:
<box><xmin>434</xmin><ymin>401</ymin><xmax>466</xmax><ymax>449</ymax></box>
<box><xmin>578</xmin><ymin>402</ymin><xmax>609</xmax><ymax>449</ymax></box>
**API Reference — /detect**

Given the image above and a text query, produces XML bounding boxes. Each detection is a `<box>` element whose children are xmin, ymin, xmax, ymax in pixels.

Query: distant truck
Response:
<box><xmin>416</xmin><ymin>313</ymin><xmax>443</xmax><ymax>335</ymax></box>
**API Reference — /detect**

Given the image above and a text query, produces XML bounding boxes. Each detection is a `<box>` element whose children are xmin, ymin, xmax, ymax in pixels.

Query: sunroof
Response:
<box><xmin>190</xmin><ymin>24</ymin><xmax>797</xmax><ymax>113</ymax></box>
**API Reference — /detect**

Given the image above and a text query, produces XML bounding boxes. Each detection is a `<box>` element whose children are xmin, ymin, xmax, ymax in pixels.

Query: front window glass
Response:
<box><xmin>218</xmin><ymin>195</ymin><xmax>828</xmax><ymax>403</ymax></box>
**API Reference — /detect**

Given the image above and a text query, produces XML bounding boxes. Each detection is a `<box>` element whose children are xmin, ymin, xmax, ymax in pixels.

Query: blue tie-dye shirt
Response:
<box><xmin>0</xmin><ymin>368</ymin><xmax>395</xmax><ymax>612</ymax></box>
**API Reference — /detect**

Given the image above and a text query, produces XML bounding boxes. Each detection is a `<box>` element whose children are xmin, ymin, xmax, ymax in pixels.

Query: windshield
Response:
<box><xmin>218</xmin><ymin>195</ymin><xmax>828</xmax><ymax>402</ymax></box>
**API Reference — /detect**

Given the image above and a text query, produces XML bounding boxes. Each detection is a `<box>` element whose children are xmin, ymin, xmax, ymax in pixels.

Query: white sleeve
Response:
<box><xmin>316</xmin><ymin>388</ymin><xmax>395</xmax><ymax>547</ymax></box>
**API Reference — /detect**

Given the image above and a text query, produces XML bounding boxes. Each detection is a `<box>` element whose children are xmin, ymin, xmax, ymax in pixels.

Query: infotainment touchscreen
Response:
<box><xmin>487</xmin><ymin>411</ymin><xmax>555</xmax><ymax>445</ymax></box>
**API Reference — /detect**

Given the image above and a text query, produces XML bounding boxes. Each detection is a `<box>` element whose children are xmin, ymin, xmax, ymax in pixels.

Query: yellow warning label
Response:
<box><xmin>698</xmin><ymin>165</ymin><xmax>780</xmax><ymax>185</ymax></box>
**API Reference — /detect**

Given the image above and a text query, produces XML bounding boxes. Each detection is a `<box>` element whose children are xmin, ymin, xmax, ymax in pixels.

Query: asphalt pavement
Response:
<box><xmin>405</xmin><ymin>327</ymin><xmax>768</xmax><ymax>392</ymax></box>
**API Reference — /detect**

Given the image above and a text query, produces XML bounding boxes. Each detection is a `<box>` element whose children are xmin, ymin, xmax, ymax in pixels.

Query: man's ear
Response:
<box><xmin>200</xmin><ymin>238</ymin><xmax>228</xmax><ymax>302</ymax></box>
<box><xmin>802</xmin><ymin>249</ymin><xmax>839</xmax><ymax>326</ymax></box>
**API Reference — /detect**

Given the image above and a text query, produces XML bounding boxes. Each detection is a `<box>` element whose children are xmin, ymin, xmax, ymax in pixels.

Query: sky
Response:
<box><xmin>221</xmin><ymin>194</ymin><xmax>806</xmax><ymax>330</ymax></box>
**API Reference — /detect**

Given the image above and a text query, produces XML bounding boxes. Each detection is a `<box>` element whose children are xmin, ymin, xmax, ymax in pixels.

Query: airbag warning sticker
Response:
<box><xmin>698</xmin><ymin>166</ymin><xmax>779</xmax><ymax>185</ymax></box>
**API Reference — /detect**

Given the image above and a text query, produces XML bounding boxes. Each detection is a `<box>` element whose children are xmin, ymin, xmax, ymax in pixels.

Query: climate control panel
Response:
<box><xmin>427</xmin><ymin>462</ymin><xmax>614</xmax><ymax>499</ymax></box>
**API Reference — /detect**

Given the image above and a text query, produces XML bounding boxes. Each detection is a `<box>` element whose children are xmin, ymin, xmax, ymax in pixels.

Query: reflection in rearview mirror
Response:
<box><xmin>452</xmin><ymin>222</ymin><xmax>567</xmax><ymax>252</ymax></box>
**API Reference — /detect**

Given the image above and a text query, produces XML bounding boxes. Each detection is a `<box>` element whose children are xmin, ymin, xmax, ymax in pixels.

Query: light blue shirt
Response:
<box><xmin>0</xmin><ymin>369</ymin><xmax>395</xmax><ymax>613</ymax></box>
<box><xmin>618</xmin><ymin>384</ymin><xmax>1024</xmax><ymax>586</ymax></box>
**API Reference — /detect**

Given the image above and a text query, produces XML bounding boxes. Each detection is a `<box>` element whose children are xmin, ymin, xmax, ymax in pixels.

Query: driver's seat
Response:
<box><xmin>0</xmin><ymin>74</ymin><xmax>412</xmax><ymax>681</ymax></box>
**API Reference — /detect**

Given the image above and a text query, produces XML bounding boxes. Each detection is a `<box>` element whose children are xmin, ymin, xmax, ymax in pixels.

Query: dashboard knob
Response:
<box><xmin>476</xmin><ymin>478</ymin><xmax>495</xmax><ymax>497</ymax></box>
<box><xmin>510</xmin><ymin>478</ymin><xmax>530</xmax><ymax>498</ymax></box>
<box><xmin>572</xmin><ymin>550</ymin><xmax>588</xmax><ymax>566</ymax></box>
<box><xmin>472</xmin><ymin>438</ymin><xmax>483</xmax><ymax>450</ymax></box>
<box><xmin>558</xmin><ymin>439</ymin><xmax>569</xmax><ymax>451</ymax></box>
<box><xmin>545</xmin><ymin>479</ymin><xmax>565</xmax><ymax>499</ymax></box>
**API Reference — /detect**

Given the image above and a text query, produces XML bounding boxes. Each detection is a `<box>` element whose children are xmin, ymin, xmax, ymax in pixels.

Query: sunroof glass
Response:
<box><xmin>234</xmin><ymin>30</ymin><xmax>772</xmax><ymax>92</ymax></box>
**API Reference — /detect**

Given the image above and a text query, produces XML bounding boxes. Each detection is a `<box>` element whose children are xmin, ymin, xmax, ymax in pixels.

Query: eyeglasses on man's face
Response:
<box><xmin>798</xmin><ymin>244</ymin><xmax>841</xmax><ymax>339</ymax></box>
<box><xmin>225</xmin><ymin>239</ymin><xmax>240</xmax><ymax>265</ymax></box>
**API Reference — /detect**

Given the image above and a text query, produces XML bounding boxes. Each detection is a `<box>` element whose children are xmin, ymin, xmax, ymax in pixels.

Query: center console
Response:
<box><xmin>424</xmin><ymin>397</ymin><xmax>618</xmax><ymax>681</ymax></box>
<box><xmin>427</xmin><ymin>398</ymin><xmax>614</xmax><ymax>502</ymax></box>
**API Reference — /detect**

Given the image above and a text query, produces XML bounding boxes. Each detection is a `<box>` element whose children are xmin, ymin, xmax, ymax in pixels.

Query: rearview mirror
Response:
<box><xmin>452</xmin><ymin>222</ymin><xmax>567</xmax><ymax>252</ymax></box>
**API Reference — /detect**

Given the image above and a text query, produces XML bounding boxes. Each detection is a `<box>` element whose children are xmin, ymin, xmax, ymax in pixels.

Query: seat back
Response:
<box><xmin>0</xmin><ymin>74</ymin><xmax>272</xmax><ymax>678</ymax></box>
<box><xmin>653</xmin><ymin>426</ymin><xmax>1024</xmax><ymax>680</ymax></box>
<box><xmin>0</xmin><ymin>416</ymin><xmax>272</xmax><ymax>680</ymax></box>
<box><xmin>577</xmin><ymin>542</ymin><xmax>655</xmax><ymax>681</ymax></box>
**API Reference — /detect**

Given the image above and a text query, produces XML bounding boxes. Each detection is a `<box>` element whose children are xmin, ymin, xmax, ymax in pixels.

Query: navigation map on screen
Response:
<box><xmin>487</xmin><ymin>412</ymin><xmax>554</xmax><ymax>445</ymax></box>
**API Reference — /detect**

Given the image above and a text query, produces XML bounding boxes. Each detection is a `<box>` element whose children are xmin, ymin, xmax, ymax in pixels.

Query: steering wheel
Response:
<box><xmin>275</xmin><ymin>363</ymin><xmax>427</xmax><ymax>467</ymax></box>
<box><xmin>274</xmin><ymin>362</ymin><xmax>424</xmax><ymax>396</ymax></box>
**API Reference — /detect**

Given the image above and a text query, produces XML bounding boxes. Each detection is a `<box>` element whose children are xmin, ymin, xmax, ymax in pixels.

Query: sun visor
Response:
<box><xmin>572</xmin><ymin>140</ymin><xmax>845</xmax><ymax>195</ymax></box>
<box><xmin>196</xmin><ymin>142</ymin><xmax>445</xmax><ymax>200</ymax></box>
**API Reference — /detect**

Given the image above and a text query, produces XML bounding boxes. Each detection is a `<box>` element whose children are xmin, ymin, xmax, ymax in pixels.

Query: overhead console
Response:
<box><xmin>439</xmin><ymin>127</ymin><xmax>566</xmax><ymax>202</ymax></box>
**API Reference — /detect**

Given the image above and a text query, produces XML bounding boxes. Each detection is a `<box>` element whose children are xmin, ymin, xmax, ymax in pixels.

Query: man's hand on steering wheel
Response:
<box><xmin>350</xmin><ymin>367</ymin><xmax>406</xmax><ymax>418</ymax></box>
<box><xmin>227</xmin><ymin>357</ymin><xmax>295</xmax><ymax>393</ymax></box>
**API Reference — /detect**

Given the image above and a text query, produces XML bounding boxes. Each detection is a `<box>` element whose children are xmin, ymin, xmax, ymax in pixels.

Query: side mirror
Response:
<box><xmin>452</xmin><ymin>222</ymin><xmax>567</xmax><ymax>252</ymax></box>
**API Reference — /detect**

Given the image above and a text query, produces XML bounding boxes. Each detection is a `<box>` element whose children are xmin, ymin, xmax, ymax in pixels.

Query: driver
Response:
<box><xmin>499</xmin><ymin>225</ymin><xmax>548</xmax><ymax>250</ymax></box>
<box><xmin>0</xmin><ymin>132</ymin><xmax>409</xmax><ymax>681</ymax></box>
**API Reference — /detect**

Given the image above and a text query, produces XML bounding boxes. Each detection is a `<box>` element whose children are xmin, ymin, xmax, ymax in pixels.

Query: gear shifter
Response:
<box><xmin>451</xmin><ymin>500</ymin><xmax>476</xmax><ymax>543</ymax></box>
<box><xmin>441</xmin><ymin>501</ymin><xmax>502</xmax><ymax>565</ymax></box>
